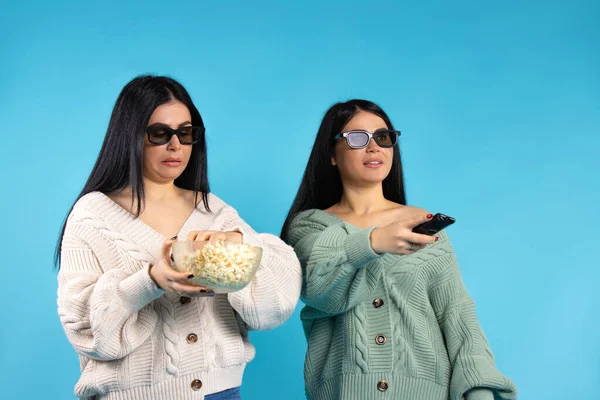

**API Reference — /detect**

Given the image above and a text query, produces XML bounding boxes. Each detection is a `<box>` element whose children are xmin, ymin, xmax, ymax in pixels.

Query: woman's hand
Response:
<box><xmin>187</xmin><ymin>230</ymin><xmax>243</xmax><ymax>244</ymax></box>
<box><xmin>370</xmin><ymin>212</ymin><xmax>438</xmax><ymax>255</ymax></box>
<box><xmin>149</xmin><ymin>237</ymin><xmax>214</xmax><ymax>297</ymax></box>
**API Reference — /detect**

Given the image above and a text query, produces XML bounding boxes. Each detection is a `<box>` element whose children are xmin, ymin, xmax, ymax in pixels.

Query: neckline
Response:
<box><xmin>311</xmin><ymin>208</ymin><xmax>401</xmax><ymax>266</ymax></box>
<box><xmin>96</xmin><ymin>191</ymin><xmax>200</xmax><ymax>241</ymax></box>
<box><xmin>313</xmin><ymin>209</ymin><xmax>374</xmax><ymax>231</ymax></box>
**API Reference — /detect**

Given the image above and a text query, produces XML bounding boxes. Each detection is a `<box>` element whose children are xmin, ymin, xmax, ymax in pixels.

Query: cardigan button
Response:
<box><xmin>191</xmin><ymin>379</ymin><xmax>203</xmax><ymax>390</ymax></box>
<box><xmin>377</xmin><ymin>380</ymin><xmax>388</xmax><ymax>392</ymax></box>
<box><xmin>372</xmin><ymin>298</ymin><xmax>384</xmax><ymax>308</ymax></box>
<box><xmin>375</xmin><ymin>334</ymin><xmax>387</xmax><ymax>345</ymax></box>
<box><xmin>180</xmin><ymin>296</ymin><xmax>191</xmax><ymax>305</ymax></box>
<box><xmin>186</xmin><ymin>333</ymin><xmax>198</xmax><ymax>344</ymax></box>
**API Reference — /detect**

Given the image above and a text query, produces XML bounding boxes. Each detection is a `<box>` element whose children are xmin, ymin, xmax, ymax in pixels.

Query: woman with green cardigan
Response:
<box><xmin>281</xmin><ymin>100</ymin><xmax>517</xmax><ymax>400</ymax></box>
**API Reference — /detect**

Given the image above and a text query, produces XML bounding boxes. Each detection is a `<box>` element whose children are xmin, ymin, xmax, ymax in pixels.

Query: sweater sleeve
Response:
<box><xmin>57</xmin><ymin>222</ymin><xmax>165</xmax><ymax>361</ymax></box>
<box><xmin>465</xmin><ymin>388</ymin><xmax>495</xmax><ymax>400</ymax></box>
<box><xmin>286</xmin><ymin>210</ymin><xmax>385</xmax><ymax>316</ymax></box>
<box><xmin>426</xmin><ymin>232</ymin><xmax>518</xmax><ymax>400</ymax></box>
<box><xmin>217</xmin><ymin>205</ymin><xmax>302</xmax><ymax>331</ymax></box>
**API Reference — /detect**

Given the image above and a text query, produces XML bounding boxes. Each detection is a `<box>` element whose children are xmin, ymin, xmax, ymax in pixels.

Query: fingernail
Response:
<box><xmin>427</xmin><ymin>214</ymin><xmax>433</xmax><ymax>219</ymax></box>
<box><xmin>199</xmin><ymin>288</ymin><xmax>206</xmax><ymax>293</ymax></box>
<box><xmin>171</xmin><ymin>236</ymin><xmax>178</xmax><ymax>241</ymax></box>
<box><xmin>435</xmin><ymin>236</ymin><xmax>439</xmax><ymax>241</ymax></box>
<box><xmin>188</xmin><ymin>274</ymin><xmax>194</xmax><ymax>279</ymax></box>
<box><xmin>170</xmin><ymin>254</ymin><xmax>175</xmax><ymax>262</ymax></box>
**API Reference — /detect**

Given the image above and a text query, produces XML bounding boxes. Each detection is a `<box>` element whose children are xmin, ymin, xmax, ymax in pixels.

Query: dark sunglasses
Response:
<box><xmin>333</xmin><ymin>128</ymin><xmax>400</xmax><ymax>149</ymax></box>
<box><xmin>146</xmin><ymin>125</ymin><xmax>205</xmax><ymax>145</ymax></box>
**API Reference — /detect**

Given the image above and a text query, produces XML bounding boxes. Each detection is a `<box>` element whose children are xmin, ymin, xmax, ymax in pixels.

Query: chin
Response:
<box><xmin>156</xmin><ymin>169</ymin><xmax>186</xmax><ymax>181</ymax></box>
<box><xmin>361</xmin><ymin>171</ymin><xmax>390</xmax><ymax>182</ymax></box>
<box><xmin>351</xmin><ymin>176</ymin><xmax>386</xmax><ymax>187</ymax></box>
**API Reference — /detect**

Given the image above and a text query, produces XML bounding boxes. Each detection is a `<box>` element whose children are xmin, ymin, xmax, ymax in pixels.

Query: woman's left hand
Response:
<box><xmin>187</xmin><ymin>230</ymin><xmax>243</xmax><ymax>244</ymax></box>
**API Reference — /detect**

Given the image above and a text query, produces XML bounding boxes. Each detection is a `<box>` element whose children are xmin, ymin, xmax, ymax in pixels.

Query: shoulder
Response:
<box><xmin>286</xmin><ymin>209</ymin><xmax>337</xmax><ymax>245</ymax></box>
<box><xmin>191</xmin><ymin>192</ymin><xmax>230</xmax><ymax>214</ymax></box>
<box><xmin>63</xmin><ymin>192</ymin><xmax>118</xmax><ymax>244</ymax></box>
<box><xmin>414</xmin><ymin>229</ymin><xmax>456</xmax><ymax>270</ymax></box>
<box><xmin>205</xmin><ymin>192</ymin><xmax>227</xmax><ymax>209</ymax></box>
<box><xmin>290</xmin><ymin>209</ymin><xmax>332</xmax><ymax>227</ymax></box>
<box><xmin>199</xmin><ymin>193</ymin><xmax>246</xmax><ymax>225</ymax></box>
<box><xmin>427</xmin><ymin>229</ymin><xmax>453</xmax><ymax>252</ymax></box>
<box><xmin>73</xmin><ymin>191</ymin><xmax>105</xmax><ymax>209</ymax></box>
<box><xmin>416</xmin><ymin>230</ymin><xmax>462</xmax><ymax>285</ymax></box>
<box><xmin>392</xmin><ymin>204</ymin><xmax>429</xmax><ymax>218</ymax></box>
<box><xmin>69</xmin><ymin>192</ymin><xmax>113</xmax><ymax>222</ymax></box>
<box><xmin>403</xmin><ymin>205</ymin><xmax>428</xmax><ymax>214</ymax></box>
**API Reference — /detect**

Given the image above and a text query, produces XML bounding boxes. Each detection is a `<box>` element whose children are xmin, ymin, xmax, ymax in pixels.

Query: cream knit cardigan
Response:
<box><xmin>57</xmin><ymin>192</ymin><xmax>302</xmax><ymax>400</ymax></box>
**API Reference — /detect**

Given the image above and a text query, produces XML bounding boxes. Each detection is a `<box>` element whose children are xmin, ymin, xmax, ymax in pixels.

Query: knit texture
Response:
<box><xmin>58</xmin><ymin>192</ymin><xmax>302</xmax><ymax>400</ymax></box>
<box><xmin>287</xmin><ymin>209</ymin><xmax>518</xmax><ymax>400</ymax></box>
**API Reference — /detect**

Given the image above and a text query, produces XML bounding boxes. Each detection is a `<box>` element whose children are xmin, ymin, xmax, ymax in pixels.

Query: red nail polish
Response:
<box><xmin>435</xmin><ymin>237</ymin><xmax>439</xmax><ymax>241</ymax></box>
<box><xmin>427</xmin><ymin>214</ymin><xmax>433</xmax><ymax>219</ymax></box>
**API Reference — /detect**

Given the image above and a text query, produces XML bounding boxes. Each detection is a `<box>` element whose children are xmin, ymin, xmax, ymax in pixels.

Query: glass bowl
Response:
<box><xmin>171</xmin><ymin>240</ymin><xmax>262</xmax><ymax>293</ymax></box>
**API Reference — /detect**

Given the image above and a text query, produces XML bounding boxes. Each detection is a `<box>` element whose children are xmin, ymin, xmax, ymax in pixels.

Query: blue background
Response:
<box><xmin>1</xmin><ymin>1</ymin><xmax>598</xmax><ymax>399</ymax></box>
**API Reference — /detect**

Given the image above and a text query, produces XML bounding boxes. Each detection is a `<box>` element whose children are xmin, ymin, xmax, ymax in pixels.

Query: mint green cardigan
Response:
<box><xmin>287</xmin><ymin>209</ymin><xmax>518</xmax><ymax>400</ymax></box>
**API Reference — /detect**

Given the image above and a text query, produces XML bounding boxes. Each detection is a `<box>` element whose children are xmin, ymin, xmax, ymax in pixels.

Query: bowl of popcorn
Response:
<box><xmin>171</xmin><ymin>240</ymin><xmax>262</xmax><ymax>293</ymax></box>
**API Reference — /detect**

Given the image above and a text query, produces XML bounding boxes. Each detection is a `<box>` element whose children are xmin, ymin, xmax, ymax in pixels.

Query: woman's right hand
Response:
<box><xmin>370</xmin><ymin>212</ymin><xmax>438</xmax><ymax>255</ymax></box>
<box><xmin>149</xmin><ymin>237</ymin><xmax>214</xmax><ymax>297</ymax></box>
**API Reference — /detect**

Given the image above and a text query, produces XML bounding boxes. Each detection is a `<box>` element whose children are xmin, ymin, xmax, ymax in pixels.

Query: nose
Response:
<box><xmin>366</xmin><ymin>137</ymin><xmax>381</xmax><ymax>153</ymax></box>
<box><xmin>166</xmin><ymin>134</ymin><xmax>182</xmax><ymax>151</ymax></box>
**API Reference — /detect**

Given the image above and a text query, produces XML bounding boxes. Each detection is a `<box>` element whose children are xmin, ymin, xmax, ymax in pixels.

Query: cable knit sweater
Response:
<box><xmin>286</xmin><ymin>209</ymin><xmax>518</xmax><ymax>400</ymax></box>
<box><xmin>57</xmin><ymin>192</ymin><xmax>302</xmax><ymax>400</ymax></box>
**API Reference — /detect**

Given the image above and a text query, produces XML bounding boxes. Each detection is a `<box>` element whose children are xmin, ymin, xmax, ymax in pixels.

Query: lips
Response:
<box><xmin>162</xmin><ymin>158</ymin><xmax>182</xmax><ymax>167</ymax></box>
<box><xmin>362</xmin><ymin>158</ymin><xmax>384</xmax><ymax>169</ymax></box>
<box><xmin>363</xmin><ymin>158</ymin><xmax>383</xmax><ymax>166</ymax></box>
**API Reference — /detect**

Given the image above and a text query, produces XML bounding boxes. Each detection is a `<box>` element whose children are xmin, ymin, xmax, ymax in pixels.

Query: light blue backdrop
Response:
<box><xmin>1</xmin><ymin>1</ymin><xmax>598</xmax><ymax>399</ymax></box>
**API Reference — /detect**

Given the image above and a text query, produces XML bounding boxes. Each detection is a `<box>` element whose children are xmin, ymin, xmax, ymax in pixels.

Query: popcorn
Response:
<box><xmin>176</xmin><ymin>241</ymin><xmax>262</xmax><ymax>291</ymax></box>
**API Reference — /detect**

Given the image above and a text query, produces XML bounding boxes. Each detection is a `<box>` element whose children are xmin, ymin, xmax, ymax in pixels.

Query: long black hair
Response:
<box><xmin>55</xmin><ymin>75</ymin><xmax>210</xmax><ymax>268</ymax></box>
<box><xmin>280</xmin><ymin>99</ymin><xmax>406</xmax><ymax>241</ymax></box>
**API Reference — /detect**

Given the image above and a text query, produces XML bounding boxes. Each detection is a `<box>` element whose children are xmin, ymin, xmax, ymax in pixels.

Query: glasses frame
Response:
<box><xmin>145</xmin><ymin>125</ymin><xmax>205</xmax><ymax>145</ymax></box>
<box><xmin>333</xmin><ymin>129</ymin><xmax>401</xmax><ymax>149</ymax></box>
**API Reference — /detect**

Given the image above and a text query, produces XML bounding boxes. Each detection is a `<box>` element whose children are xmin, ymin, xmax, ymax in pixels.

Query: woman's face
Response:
<box><xmin>143</xmin><ymin>101</ymin><xmax>194</xmax><ymax>183</ymax></box>
<box><xmin>332</xmin><ymin>111</ymin><xmax>394</xmax><ymax>187</ymax></box>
